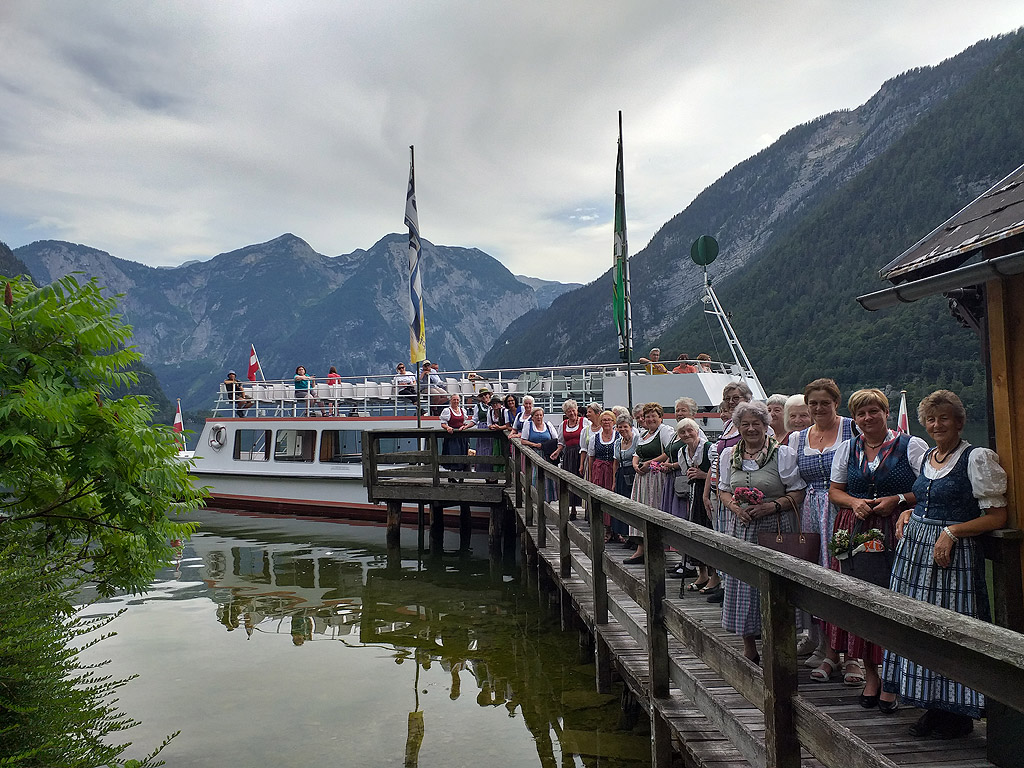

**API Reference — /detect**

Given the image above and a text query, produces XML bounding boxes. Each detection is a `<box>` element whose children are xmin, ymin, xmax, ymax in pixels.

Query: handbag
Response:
<box><xmin>837</xmin><ymin>517</ymin><xmax>893</xmax><ymax>588</ymax></box>
<box><xmin>756</xmin><ymin>497</ymin><xmax>821</xmax><ymax>563</ymax></box>
<box><xmin>673</xmin><ymin>475</ymin><xmax>691</xmax><ymax>499</ymax></box>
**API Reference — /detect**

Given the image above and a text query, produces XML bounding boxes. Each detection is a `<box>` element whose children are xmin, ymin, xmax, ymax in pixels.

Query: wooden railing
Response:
<box><xmin>510</xmin><ymin>438</ymin><xmax>1024</xmax><ymax>768</ymax></box>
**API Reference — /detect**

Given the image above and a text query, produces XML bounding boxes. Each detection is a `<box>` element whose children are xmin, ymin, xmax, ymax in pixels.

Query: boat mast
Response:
<box><xmin>701</xmin><ymin>270</ymin><xmax>765</xmax><ymax>395</ymax></box>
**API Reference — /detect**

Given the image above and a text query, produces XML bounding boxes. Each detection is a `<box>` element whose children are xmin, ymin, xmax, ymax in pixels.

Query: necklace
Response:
<box><xmin>742</xmin><ymin>441</ymin><xmax>766</xmax><ymax>456</ymax></box>
<box><xmin>934</xmin><ymin>439</ymin><xmax>963</xmax><ymax>465</ymax></box>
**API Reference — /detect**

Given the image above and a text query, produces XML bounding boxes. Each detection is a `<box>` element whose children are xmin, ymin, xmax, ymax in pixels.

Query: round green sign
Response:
<box><xmin>690</xmin><ymin>235</ymin><xmax>719</xmax><ymax>266</ymax></box>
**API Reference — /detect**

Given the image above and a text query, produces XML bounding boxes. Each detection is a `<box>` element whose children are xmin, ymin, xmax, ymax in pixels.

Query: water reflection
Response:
<box><xmin>80</xmin><ymin>510</ymin><xmax>650</xmax><ymax>767</ymax></box>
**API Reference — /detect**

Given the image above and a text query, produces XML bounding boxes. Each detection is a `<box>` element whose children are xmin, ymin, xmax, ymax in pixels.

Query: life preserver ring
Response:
<box><xmin>208</xmin><ymin>424</ymin><xmax>227</xmax><ymax>450</ymax></box>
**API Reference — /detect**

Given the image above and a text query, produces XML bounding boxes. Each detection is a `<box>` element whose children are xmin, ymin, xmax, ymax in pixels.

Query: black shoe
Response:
<box><xmin>877</xmin><ymin>697</ymin><xmax>899</xmax><ymax>715</ymax></box>
<box><xmin>668</xmin><ymin>566</ymin><xmax>685</xmax><ymax>579</ymax></box>
<box><xmin>859</xmin><ymin>693</ymin><xmax>879</xmax><ymax>709</ymax></box>
<box><xmin>623</xmin><ymin>554</ymin><xmax>645</xmax><ymax>565</ymax></box>
<box><xmin>934</xmin><ymin>712</ymin><xmax>973</xmax><ymax>739</ymax></box>
<box><xmin>705</xmin><ymin>586</ymin><xmax>724</xmax><ymax>603</ymax></box>
<box><xmin>909</xmin><ymin>709</ymin><xmax>941</xmax><ymax>737</ymax></box>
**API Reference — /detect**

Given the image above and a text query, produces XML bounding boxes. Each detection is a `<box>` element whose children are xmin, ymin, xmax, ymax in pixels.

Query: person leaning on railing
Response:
<box><xmin>882</xmin><ymin>389</ymin><xmax>1008</xmax><ymax>740</ymax></box>
<box><xmin>827</xmin><ymin>388</ymin><xmax>928</xmax><ymax>712</ymax></box>
<box><xmin>550</xmin><ymin>399</ymin><xmax>584</xmax><ymax>519</ymax></box>
<box><xmin>717</xmin><ymin>400</ymin><xmax>806</xmax><ymax>663</ymax></box>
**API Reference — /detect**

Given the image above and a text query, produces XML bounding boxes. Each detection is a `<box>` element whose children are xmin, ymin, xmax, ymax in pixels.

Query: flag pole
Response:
<box><xmin>409</xmin><ymin>144</ymin><xmax>423</xmax><ymax>429</ymax></box>
<box><xmin>614</xmin><ymin>110</ymin><xmax>634</xmax><ymax>411</ymax></box>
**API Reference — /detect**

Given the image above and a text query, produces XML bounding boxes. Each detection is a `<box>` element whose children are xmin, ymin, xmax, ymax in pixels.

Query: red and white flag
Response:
<box><xmin>173</xmin><ymin>399</ymin><xmax>183</xmax><ymax>433</ymax></box>
<box><xmin>247</xmin><ymin>344</ymin><xmax>263</xmax><ymax>381</ymax></box>
<box><xmin>896</xmin><ymin>390</ymin><xmax>909</xmax><ymax>434</ymax></box>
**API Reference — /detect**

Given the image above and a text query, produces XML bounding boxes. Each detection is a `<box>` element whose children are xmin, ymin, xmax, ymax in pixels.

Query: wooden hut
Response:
<box><xmin>857</xmin><ymin>161</ymin><xmax>1024</xmax><ymax>764</ymax></box>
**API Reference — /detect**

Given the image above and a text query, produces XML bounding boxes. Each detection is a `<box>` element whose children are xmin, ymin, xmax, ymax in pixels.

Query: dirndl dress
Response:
<box><xmin>659</xmin><ymin>437</ymin><xmax>689</xmax><ymax>520</ymax></box>
<box><xmin>881</xmin><ymin>445</ymin><xmax>1003</xmax><ymax>718</ymax></box>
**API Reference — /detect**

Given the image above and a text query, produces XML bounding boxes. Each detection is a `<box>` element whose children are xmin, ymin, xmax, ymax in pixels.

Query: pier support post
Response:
<box><xmin>430</xmin><ymin>502</ymin><xmax>445</xmax><ymax>555</ymax></box>
<box><xmin>760</xmin><ymin>571</ymin><xmax>800</xmax><ymax>768</ymax></box>
<box><xmin>488</xmin><ymin>503</ymin><xmax>503</xmax><ymax>555</ymax></box>
<box><xmin>558</xmin><ymin>477</ymin><xmax>570</xmax><ymax>578</ymax></box>
<box><xmin>386</xmin><ymin>500</ymin><xmax>401</xmax><ymax>550</ymax></box>
<box><xmin>536</xmin><ymin>465</ymin><xmax>547</xmax><ymax>549</ymax></box>
<box><xmin>595</xmin><ymin>633</ymin><xmax>613</xmax><ymax>694</ymax></box>
<box><xmin>459</xmin><ymin>503</ymin><xmax>472</xmax><ymax>552</ymax></box>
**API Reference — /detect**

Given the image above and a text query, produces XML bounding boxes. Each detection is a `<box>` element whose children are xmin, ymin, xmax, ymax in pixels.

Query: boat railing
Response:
<box><xmin>212</xmin><ymin>358</ymin><xmax>754</xmax><ymax>419</ymax></box>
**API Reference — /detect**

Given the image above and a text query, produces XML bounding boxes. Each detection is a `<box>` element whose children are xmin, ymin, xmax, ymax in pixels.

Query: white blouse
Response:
<box><xmin>718</xmin><ymin>444</ymin><xmax>806</xmax><ymax>492</ymax></box>
<box><xmin>584</xmin><ymin>431</ymin><xmax>618</xmax><ymax>456</ymax></box>
<box><xmin>439</xmin><ymin>407</ymin><xmax>475</xmax><ymax>428</ymax></box>
<box><xmin>830</xmin><ymin>431</ymin><xmax>928</xmax><ymax>483</ymax></box>
<box><xmin>787</xmin><ymin>418</ymin><xmax>851</xmax><ymax>455</ymax></box>
<box><xmin>921</xmin><ymin>442</ymin><xmax>1008</xmax><ymax>509</ymax></box>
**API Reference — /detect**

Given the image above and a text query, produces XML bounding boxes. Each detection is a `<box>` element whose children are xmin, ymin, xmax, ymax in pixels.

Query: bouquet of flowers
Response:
<box><xmin>829</xmin><ymin>527</ymin><xmax>885</xmax><ymax>559</ymax></box>
<box><xmin>733</xmin><ymin>487</ymin><xmax>764</xmax><ymax>506</ymax></box>
<box><xmin>648</xmin><ymin>461</ymin><xmax>662</xmax><ymax>472</ymax></box>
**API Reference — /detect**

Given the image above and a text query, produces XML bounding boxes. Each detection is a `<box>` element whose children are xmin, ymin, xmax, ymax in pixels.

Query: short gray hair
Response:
<box><xmin>675</xmin><ymin>417</ymin><xmax>700</xmax><ymax>435</ymax></box>
<box><xmin>766</xmin><ymin>393</ymin><xmax>789</xmax><ymax>408</ymax></box>
<box><xmin>674</xmin><ymin>396</ymin><xmax>698</xmax><ymax>414</ymax></box>
<box><xmin>615</xmin><ymin>414</ymin><xmax>633</xmax><ymax>428</ymax></box>
<box><xmin>562</xmin><ymin>399</ymin><xmax>578</xmax><ymax>414</ymax></box>
<box><xmin>722</xmin><ymin>381</ymin><xmax>753</xmax><ymax>402</ymax></box>
<box><xmin>731</xmin><ymin>400</ymin><xmax>769</xmax><ymax>427</ymax></box>
<box><xmin>783</xmin><ymin>394</ymin><xmax>806</xmax><ymax>431</ymax></box>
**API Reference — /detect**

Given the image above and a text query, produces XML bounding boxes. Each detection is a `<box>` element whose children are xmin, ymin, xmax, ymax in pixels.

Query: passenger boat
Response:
<box><xmin>189</xmin><ymin>357</ymin><xmax>764</xmax><ymax>519</ymax></box>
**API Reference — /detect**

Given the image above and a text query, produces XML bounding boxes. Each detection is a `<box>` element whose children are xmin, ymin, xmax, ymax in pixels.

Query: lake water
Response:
<box><xmin>76</xmin><ymin>510</ymin><xmax>651</xmax><ymax>767</ymax></box>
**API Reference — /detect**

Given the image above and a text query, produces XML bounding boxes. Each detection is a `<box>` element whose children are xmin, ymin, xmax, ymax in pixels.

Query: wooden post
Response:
<box><xmin>513</xmin><ymin>443</ymin><xmax>523</xmax><ymax>509</ymax></box>
<box><xmin>504</xmin><ymin>435</ymin><xmax>513</xmax><ymax>489</ymax></box>
<box><xmin>430</xmin><ymin>501</ymin><xmax>444</xmax><ymax>555</ymax></box>
<box><xmin>595</xmin><ymin>632</ymin><xmax>613</xmax><ymax>695</ymax></box>
<box><xmin>536</xmin><ymin>463</ymin><xmax>547</xmax><ymax>547</ymax></box>
<box><xmin>488</xmin><ymin>504</ymin><xmax>503</xmax><ymax>555</ymax></box>
<box><xmin>644</xmin><ymin>522</ymin><xmax>671</xmax><ymax>768</ymax></box>
<box><xmin>760</xmin><ymin>571</ymin><xmax>800</xmax><ymax>768</ymax></box>
<box><xmin>386</xmin><ymin>500</ymin><xmax>401</xmax><ymax>550</ymax></box>
<box><xmin>429</xmin><ymin>431</ymin><xmax>440</xmax><ymax>487</ymax></box>
<box><xmin>558</xmin><ymin>477</ymin><xmax>571</xmax><ymax>578</ymax></box>
<box><xmin>524</xmin><ymin>453</ymin><xmax>534</xmax><ymax>527</ymax></box>
<box><xmin>459</xmin><ymin>503</ymin><xmax>472</xmax><ymax>552</ymax></box>
<box><xmin>589</xmin><ymin>497</ymin><xmax>608</xmax><ymax>625</ymax></box>
<box><xmin>417</xmin><ymin>501</ymin><xmax>425</xmax><ymax>553</ymax></box>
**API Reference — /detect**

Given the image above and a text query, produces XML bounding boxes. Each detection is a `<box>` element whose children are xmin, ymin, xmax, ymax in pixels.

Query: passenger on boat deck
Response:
<box><xmin>323</xmin><ymin>366</ymin><xmax>342</xmax><ymax>416</ymax></box>
<box><xmin>718</xmin><ymin>400</ymin><xmax>806</xmax><ymax>662</ymax></box>
<box><xmin>420</xmin><ymin>360</ymin><xmax>447</xmax><ymax>413</ymax></box>
<box><xmin>696</xmin><ymin>353</ymin><xmax>714</xmax><ymax>373</ymax></box>
<box><xmin>672</xmin><ymin>354</ymin><xmax>697</xmax><ymax>374</ymax></box>
<box><xmin>294</xmin><ymin>366</ymin><xmax>315</xmax><ymax>416</ymax></box>
<box><xmin>638</xmin><ymin>347</ymin><xmax>669</xmax><ymax>375</ymax></box>
<box><xmin>882</xmin><ymin>390</ymin><xmax>1007</xmax><ymax>740</ymax></box>
<box><xmin>223</xmin><ymin>370</ymin><xmax>250</xmax><ymax>418</ymax></box>
<box><xmin>766</xmin><ymin>394</ymin><xmax>788</xmax><ymax>439</ymax></box>
<box><xmin>393</xmin><ymin>363</ymin><xmax>417</xmax><ymax>399</ymax></box>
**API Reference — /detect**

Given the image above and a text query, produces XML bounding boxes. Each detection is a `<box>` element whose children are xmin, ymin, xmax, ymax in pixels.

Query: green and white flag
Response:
<box><xmin>612</xmin><ymin>114</ymin><xmax>631</xmax><ymax>362</ymax></box>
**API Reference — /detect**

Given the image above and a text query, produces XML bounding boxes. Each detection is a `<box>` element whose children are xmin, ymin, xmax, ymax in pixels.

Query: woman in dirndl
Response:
<box><xmin>611</xmin><ymin>415</ymin><xmax>638</xmax><ymax>542</ymax></box>
<box><xmin>551</xmin><ymin>399</ymin><xmax>585</xmax><ymax>518</ymax></box>
<box><xmin>625</xmin><ymin>403</ymin><xmax>676</xmax><ymax>565</ymax></box>
<box><xmin>828</xmin><ymin>388</ymin><xmax>927</xmax><ymax>713</ymax></box>
<box><xmin>882</xmin><ymin>390</ymin><xmax>1007</xmax><ymax>739</ymax></box>
<box><xmin>717</xmin><ymin>400</ymin><xmax>806</xmax><ymax>661</ymax></box>
<box><xmin>790</xmin><ymin>379</ymin><xmax>854</xmax><ymax>671</ymax></box>
<box><xmin>440</xmin><ymin>393</ymin><xmax>475</xmax><ymax>479</ymax></box>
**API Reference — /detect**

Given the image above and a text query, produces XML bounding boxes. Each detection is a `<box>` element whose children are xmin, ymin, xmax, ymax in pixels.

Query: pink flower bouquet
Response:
<box><xmin>733</xmin><ymin>486</ymin><xmax>764</xmax><ymax>506</ymax></box>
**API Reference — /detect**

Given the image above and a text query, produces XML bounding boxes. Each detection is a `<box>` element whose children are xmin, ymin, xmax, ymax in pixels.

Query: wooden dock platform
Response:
<box><xmin>521</xmin><ymin>510</ymin><xmax>997</xmax><ymax>768</ymax></box>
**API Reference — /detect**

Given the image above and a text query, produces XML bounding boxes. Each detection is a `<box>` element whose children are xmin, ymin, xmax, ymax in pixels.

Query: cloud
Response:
<box><xmin>0</xmin><ymin>1</ymin><xmax>1021</xmax><ymax>277</ymax></box>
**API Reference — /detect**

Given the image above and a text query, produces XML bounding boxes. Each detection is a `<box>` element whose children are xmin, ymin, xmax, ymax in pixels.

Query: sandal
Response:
<box><xmin>843</xmin><ymin>660</ymin><xmax>865</xmax><ymax>687</ymax></box>
<box><xmin>686</xmin><ymin>579</ymin><xmax>710</xmax><ymax>592</ymax></box>
<box><xmin>809</xmin><ymin>657</ymin><xmax>838</xmax><ymax>683</ymax></box>
<box><xmin>698</xmin><ymin>581</ymin><xmax>721</xmax><ymax>594</ymax></box>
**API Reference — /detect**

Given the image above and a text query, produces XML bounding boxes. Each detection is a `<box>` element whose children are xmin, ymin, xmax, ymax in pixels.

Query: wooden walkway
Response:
<box><xmin>520</xmin><ymin>509</ymin><xmax>997</xmax><ymax>768</ymax></box>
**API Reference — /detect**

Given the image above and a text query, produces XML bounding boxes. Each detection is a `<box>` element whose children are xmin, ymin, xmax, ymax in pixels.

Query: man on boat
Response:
<box><xmin>420</xmin><ymin>360</ymin><xmax>447</xmax><ymax>414</ymax></box>
<box><xmin>223</xmin><ymin>370</ymin><xmax>251</xmax><ymax>417</ymax></box>
<box><xmin>638</xmin><ymin>347</ymin><xmax>669</xmax><ymax>374</ymax></box>
<box><xmin>672</xmin><ymin>354</ymin><xmax>697</xmax><ymax>374</ymax></box>
<box><xmin>393</xmin><ymin>363</ymin><xmax>417</xmax><ymax>400</ymax></box>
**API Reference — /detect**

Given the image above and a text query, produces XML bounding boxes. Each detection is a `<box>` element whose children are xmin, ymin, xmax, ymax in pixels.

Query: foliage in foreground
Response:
<box><xmin>0</xmin><ymin>274</ymin><xmax>204</xmax><ymax>597</ymax></box>
<box><xmin>0</xmin><ymin>274</ymin><xmax>206</xmax><ymax>765</ymax></box>
<box><xmin>0</xmin><ymin>547</ymin><xmax>176</xmax><ymax>768</ymax></box>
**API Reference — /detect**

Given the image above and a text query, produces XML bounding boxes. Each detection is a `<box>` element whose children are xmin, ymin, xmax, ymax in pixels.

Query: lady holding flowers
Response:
<box><xmin>828</xmin><ymin>388</ymin><xmax>927</xmax><ymax>712</ymax></box>
<box><xmin>717</xmin><ymin>401</ymin><xmax>806</xmax><ymax>661</ymax></box>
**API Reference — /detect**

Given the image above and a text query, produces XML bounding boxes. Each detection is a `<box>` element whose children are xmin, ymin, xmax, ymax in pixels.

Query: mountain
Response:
<box><xmin>481</xmin><ymin>31</ymin><xmax>1022</xmax><ymax>371</ymax></box>
<box><xmin>515</xmin><ymin>275</ymin><xmax>583</xmax><ymax>309</ymax></box>
<box><xmin>656</xmin><ymin>30</ymin><xmax>1024</xmax><ymax>415</ymax></box>
<box><xmin>16</xmin><ymin>233</ymin><xmax>538</xmax><ymax>402</ymax></box>
<box><xmin>0</xmin><ymin>241</ymin><xmax>30</xmax><ymax>279</ymax></box>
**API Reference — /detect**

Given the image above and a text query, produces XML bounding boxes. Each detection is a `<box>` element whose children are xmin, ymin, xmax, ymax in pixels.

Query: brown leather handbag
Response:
<box><xmin>756</xmin><ymin>499</ymin><xmax>820</xmax><ymax>563</ymax></box>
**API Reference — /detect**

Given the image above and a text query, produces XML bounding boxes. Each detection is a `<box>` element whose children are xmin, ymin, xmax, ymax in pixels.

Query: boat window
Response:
<box><xmin>319</xmin><ymin>430</ymin><xmax>362</xmax><ymax>463</ymax></box>
<box><xmin>274</xmin><ymin>429</ymin><xmax>316</xmax><ymax>462</ymax></box>
<box><xmin>378</xmin><ymin>436</ymin><xmax>419</xmax><ymax>454</ymax></box>
<box><xmin>233</xmin><ymin>429</ymin><xmax>271</xmax><ymax>461</ymax></box>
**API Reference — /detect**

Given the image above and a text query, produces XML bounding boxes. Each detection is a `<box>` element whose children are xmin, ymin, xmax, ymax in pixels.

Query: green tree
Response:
<box><xmin>0</xmin><ymin>274</ymin><xmax>205</xmax><ymax>766</ymax></box>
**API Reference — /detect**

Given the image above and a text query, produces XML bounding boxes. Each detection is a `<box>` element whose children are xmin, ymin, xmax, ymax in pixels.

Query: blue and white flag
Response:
<box><xmin>406</xmin><ymin>148</ymin><xmax>426</xmax><ymax>364</ymax></box>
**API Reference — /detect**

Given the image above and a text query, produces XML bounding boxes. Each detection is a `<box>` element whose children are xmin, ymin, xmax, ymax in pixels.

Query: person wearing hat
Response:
<box><xmin>472</xmin><ymin>388</ymin><xmax>493</xmax><ymax>471</ymax></box>
<box><xmin>223</xmin><ymin>370</ymin><xmax>250</xmax><ymax>417</ymax></box>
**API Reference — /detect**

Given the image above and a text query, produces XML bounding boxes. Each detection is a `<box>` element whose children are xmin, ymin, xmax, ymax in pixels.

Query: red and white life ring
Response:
<box><xmin>208</xmin><ymin>424</ymin><xmax>227</xmax><ymax>450</ymax></box>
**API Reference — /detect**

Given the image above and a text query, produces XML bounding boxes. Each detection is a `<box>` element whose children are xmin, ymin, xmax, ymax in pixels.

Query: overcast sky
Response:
<box><xmin>0</xmin><ymin>2</ymin><xmax>1020</xmax><ymax>282</ymax></box>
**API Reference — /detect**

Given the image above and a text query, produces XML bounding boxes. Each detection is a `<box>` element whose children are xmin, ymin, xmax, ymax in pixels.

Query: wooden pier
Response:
<box><xmin>363</xmin><ymin>429</ymin><xmax>1024</xmax><ymax>768</ymax></box>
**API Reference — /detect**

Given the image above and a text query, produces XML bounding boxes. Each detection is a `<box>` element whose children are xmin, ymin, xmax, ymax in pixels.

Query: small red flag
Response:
<box><xmin>247</xmin><ymin>344</ymin><xmax>262</xmax><ymax>382</ymax></box>
<box><xmin>896</xmin><ymin>391</ymin><xmax>909</xmax><ymax>434</ymax></box>
<box><xmin>173</xmin><ymin>400</ymin><xmax>183</xmax><ymax>433</ymax></box>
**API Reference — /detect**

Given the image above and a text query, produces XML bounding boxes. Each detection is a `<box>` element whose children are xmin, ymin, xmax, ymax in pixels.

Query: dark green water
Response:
<box><xmin>76</xmin><ymin>510</ymin><xmax>651</xmax><ymax>767</ymax></box>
